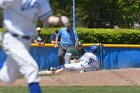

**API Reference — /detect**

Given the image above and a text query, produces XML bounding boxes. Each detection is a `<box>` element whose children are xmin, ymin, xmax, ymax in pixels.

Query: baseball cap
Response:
<box><xmin>75</xmin><ymin>41</ymin><xmax>82</xmax><ymax>47</ymax></box>
<box><xmin>77</xmin><ymin>41</ymin><xmax>82</xmax><ymax>45</ymax></box>
<box><xmin>36</xmin><ymin>27</ymin><xmax>41</xmax><ymax>31</ymax></box>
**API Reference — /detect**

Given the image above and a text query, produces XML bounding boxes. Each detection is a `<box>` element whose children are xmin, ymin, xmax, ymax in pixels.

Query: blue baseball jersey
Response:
<box><xmin>80</xmin><ymin>53</ymin><xmax>98</xmax><ymax>68</ymax></box>
<box><xmin>0</xmin><ymin>0</ymin><xmax>52</xmax><ymax>36</ymax></box>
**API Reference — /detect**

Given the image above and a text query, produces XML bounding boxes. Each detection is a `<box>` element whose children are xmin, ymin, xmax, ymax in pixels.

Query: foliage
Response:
<box><xmin>50</xmin><ymin>0</ymin><xmax>140</xmax><ymax>28</ymax></box>
<box><xmin>41</xmin><ymin>28</ymin><xmax>140</xmax><ymax>44</ymax></box>
<box><xmin>0</xmin><ymin>1</ymin><xmax>139</xmax><ymax>28</ymax></box>
<box><xmin>77</xmin><ymin>28</ymin><xmax>140</xmax><ymax>44</ymax></box>
<box><xmin>1</xmin><ymin>28</ymin><xmax>140</xmax><ymax>44</ymax></box>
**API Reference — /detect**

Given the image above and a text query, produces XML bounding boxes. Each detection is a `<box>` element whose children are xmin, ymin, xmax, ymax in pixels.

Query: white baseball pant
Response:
<box><xmin>0</xmin><ymin>33</ymin><xmax>40</xmax><ymax>84</ymax></box>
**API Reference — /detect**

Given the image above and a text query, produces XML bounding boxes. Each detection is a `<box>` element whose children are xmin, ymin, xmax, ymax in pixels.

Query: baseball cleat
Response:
<box><xmin>55</xmin><ymin>68</ymin><xmax>64</xmax><ymax>74</ymax></box>
<box><xmin>39</xmin><ymin>70</ymin><xmax>53</xmax><ymax>75</ymax></box>
<box><xmin>48</xmin><ymin>67</ymin><xmax>56</xmax><ymax>74</ymax></box>
<box><xmin>49</xmin><ymin>67</ymin><xmax>56</xmax><ymax>71</ymax></box>
<box><xmin>49</xmin><ymin>67</ymin><xmax>64</xmax><ymax>74</ymax></box>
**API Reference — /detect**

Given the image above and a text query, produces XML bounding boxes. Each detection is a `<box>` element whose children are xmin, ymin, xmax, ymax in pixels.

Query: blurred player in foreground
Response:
<box><xmin>39</xmin><ymin>45</ymin><xmax>99</xmax><ymax>74</ymax></box>
<box><xmin>0</xmin><ymin>0</ymin><xmax>69</xmax><ymax>93</ymax></box>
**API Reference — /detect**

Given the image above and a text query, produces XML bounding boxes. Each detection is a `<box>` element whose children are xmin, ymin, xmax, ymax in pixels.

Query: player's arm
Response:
<box><xmin>37</xmin><ymin>0</ymin><xmax>53</xmax><ymax>21</ymax></box>
<box><xmin>54</xmin><ymin>35</ymin><xmax>59</xmax><ymax>48</ymax></box>
<box><xmin>0</xmin><ymin>0</ymin><xmax>17</xmax><ymax>9</ymax></box>
<box><xmin>46</xmin><ymin>15</ymin><xmax>60</xmax><ymax>26</ymax></box>
<box><xmin>50</xmin><ymin>34</ymin><xmax>56</xmax><ymax>44</ymax></box>
<box><xmin>54</xmin><ymin>29</ymin><xmax>62</xmax><ymax>47</ymax></box>
<box><xmin>37</xmin><ymin>0</ymin><xmax>57</xmax><ymax>25</ymax></box>
<box><xmin>34</xmin><ymin>39</ymin><xmax>45</xmax><ymax>47</ymax></box>
<box><xmin>37</xmin><ymin>0</ymin><xmax>60</xmax><ymax>25</ymax></box>
<box><xmin>34</xmin><ymin>39</ymin><xmax>40</xmax><ymax>44</ymax></box>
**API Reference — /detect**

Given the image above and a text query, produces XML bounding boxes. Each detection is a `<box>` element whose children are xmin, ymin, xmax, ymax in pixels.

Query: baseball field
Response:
<box><xmin>0</xmin><ymin>86</ymin><xmax>140</xmax><ymax>93</ymax></box>
<box><xmin>0</xmin><ymin>68</ymin><xmax>140</xmax><ymax>93</ymax></box>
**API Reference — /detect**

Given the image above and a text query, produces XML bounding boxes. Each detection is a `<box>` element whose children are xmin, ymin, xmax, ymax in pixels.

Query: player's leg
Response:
<box><xmin>64</xmin><ymin>63</ymin><xmax>83</xmax><ymax>69</ymax></box>
<box><xmin>54</xmin><ymin>63</ymin><xmax>82</xmax><ymax>70</ymax></box>
<box><xmin>54</xmin><ymin>65</ymin><xmax>65</xmax><ymax>69</ymax></box>
<box><xmin>28</xmin><ymin>82</ymin><xmax>42</xmax><ymax>93</ymax></box>
<box><xmin>58</xmin><ymin>46</ymin><xmax>65</xmax><ymax>65</ymax></box>
<box><xmin>59</xmin><ymin>46</ymin><xmax>73</xmax><ymax>64</ymax></box>
<box><xmin>64</xmin><ymin>53</ymin><xmax>72</xmax><ymax>64</ymax></box>
<box><xmin>66</xmin><ymin>46</ymin><xmax>73</xmax><ymax>52</ymax></box>
<box><xmin>2</xmin><ymin>33</ymin><xmax>41</xmax><ymax>93</ymax></box>
<box><xmin>0</xmin><ymin>56</ymin><xmax>19</xmax><ymax>84</ymax></box>
<box><xmin>14</xmin><ymin>39</ymin><xmax>41</xmax><ymax>93</ymax></box>
<box><xmin>50</xmin><ymin>63</ymin><xmax>83</xmax><ymax>74</ymax></box>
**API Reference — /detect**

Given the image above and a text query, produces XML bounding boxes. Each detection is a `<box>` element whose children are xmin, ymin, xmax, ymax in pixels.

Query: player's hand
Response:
<box><xmin>38</xmin><ymin>42</ymin><xmax>45</xmax><ymax>47</ymax></box>
<box><xmin>47</xmin><ymin>16</ymin><xmax>60</xmax><ymax>26</ymax></box>
<box><xmin>54</xmin><ymin>43</ymin><xmax>58</xmax><ymax>48</ymax></box>
<box><xmin>47</xmin><ymin>15</ymin><xmax>69</xmax><ymax>26</ymax></box>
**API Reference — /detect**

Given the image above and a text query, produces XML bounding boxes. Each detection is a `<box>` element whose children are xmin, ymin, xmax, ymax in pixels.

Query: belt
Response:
<box><xmin>12</xmin><ymin>33</ymin><xmax>31</xmax><ymax>40</ymax></box>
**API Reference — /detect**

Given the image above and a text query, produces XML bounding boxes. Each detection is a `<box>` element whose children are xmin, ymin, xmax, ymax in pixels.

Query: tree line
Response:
<box><xmin>0</xmin><ymin>0</ymin><xmax>140</xmax><ymax>28</ymax></box>
<box><xmin>50</xmin><ymin>0</ymin><xmax>140</xmax><ymax>28</ymax></box>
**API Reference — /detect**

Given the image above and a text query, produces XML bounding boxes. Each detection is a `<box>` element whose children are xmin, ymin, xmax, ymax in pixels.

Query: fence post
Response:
<box><xmin>99</xmin><ymin>43</ymin><xmax>103</xmax><ymax>69</ymax></box>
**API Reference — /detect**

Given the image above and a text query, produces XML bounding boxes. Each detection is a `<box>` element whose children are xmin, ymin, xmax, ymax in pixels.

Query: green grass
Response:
<box><xmin>0</xmin><ymin>86</ymin><xmax>140</xmax><ymax>93</ymax></box>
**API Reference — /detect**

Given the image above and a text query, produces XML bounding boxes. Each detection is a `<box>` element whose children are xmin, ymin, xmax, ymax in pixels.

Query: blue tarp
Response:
<box><xmin>103</xmin><ymin>47</ymin><xmax>140</xmax><ymax>69</ymax></box>
<box><xmin>0</xmin><ymin>47</ymin><xmax>140</xmax><ymax>70</ymax></box>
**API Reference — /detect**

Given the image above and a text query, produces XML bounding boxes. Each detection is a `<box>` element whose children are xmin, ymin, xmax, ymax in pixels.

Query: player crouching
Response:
<box><xmin>49</xmin><ymin>45</ymin><xmax>99</xmax><ymax>74</ymax></box>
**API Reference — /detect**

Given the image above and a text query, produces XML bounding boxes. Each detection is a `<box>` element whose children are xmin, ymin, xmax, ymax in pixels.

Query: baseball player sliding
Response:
<box><xmin>51</xmin><ymin>45</ymin><xmax>99</xmax><ymax>73</ymax></box>
<box><xmin>0</xmin><ymin>0</ymin><xmax>67</xmax><ymax>93</ymax></box>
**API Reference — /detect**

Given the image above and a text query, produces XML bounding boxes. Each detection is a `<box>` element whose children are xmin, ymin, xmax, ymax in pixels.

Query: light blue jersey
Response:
<box><xmin>58</xmin><ymin>27</ymin><xmax>77</xmax><ymax>46</ymax></box>
<box><xmin>0</xmin><ymin>0</ymin><xmax>52</xmax><ymax>36</ymax></box>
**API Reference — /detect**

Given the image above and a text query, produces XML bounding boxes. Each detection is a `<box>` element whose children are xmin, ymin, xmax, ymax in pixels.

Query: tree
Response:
<box><xmin>1</xmin><ymin>0</ymin><xmax>139</xmax><ymax>28</ymax></box>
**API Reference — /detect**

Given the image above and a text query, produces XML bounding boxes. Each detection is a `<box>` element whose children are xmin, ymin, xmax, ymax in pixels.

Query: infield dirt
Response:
<box><xmin>0</xmin><ymin>68</ymin><xmax>140</xmax><ymax>86</ymax></box>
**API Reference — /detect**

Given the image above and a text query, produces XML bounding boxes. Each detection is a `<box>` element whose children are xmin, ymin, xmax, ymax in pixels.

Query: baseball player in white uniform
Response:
<box><xmin>0</xmin><ymin>0</ymin><xmax>65</xmax><ymax>93</ymax></box>
<box><xmin>51</xmin><ymin>45</ymin><xmax>99</xmax><ymax>73</ymax></box>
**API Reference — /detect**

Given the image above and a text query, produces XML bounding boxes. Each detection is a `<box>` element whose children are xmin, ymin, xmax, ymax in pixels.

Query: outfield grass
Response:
<box><xmin>0</xmin><ymin>86</ymin><xmax>140</xmax><ymax>93</ymax></box>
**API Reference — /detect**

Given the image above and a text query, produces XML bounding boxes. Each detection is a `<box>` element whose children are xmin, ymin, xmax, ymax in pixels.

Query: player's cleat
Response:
<box><xmin>55</xmin><ymin>68</ymin><xmax>64</xmax><ymax>74</ymax></box>
<box><xmin>49</xmin><ymin>67</ymin><xmax>55</xmax><ymax>71</ymax></box>
<box><xmin>49</xmin><ymin>67</ymin><xmax>57</xmax><ymax>74</ymax></box>
<box><xmin>39</xmin><ymin>70</ymin><xmax>53</xmax><ymax>75</ymax></box>
<box><xmin>38</xmin><ymin>67</ymin><xmax>64</xmax><ymax>75</ymax></box>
